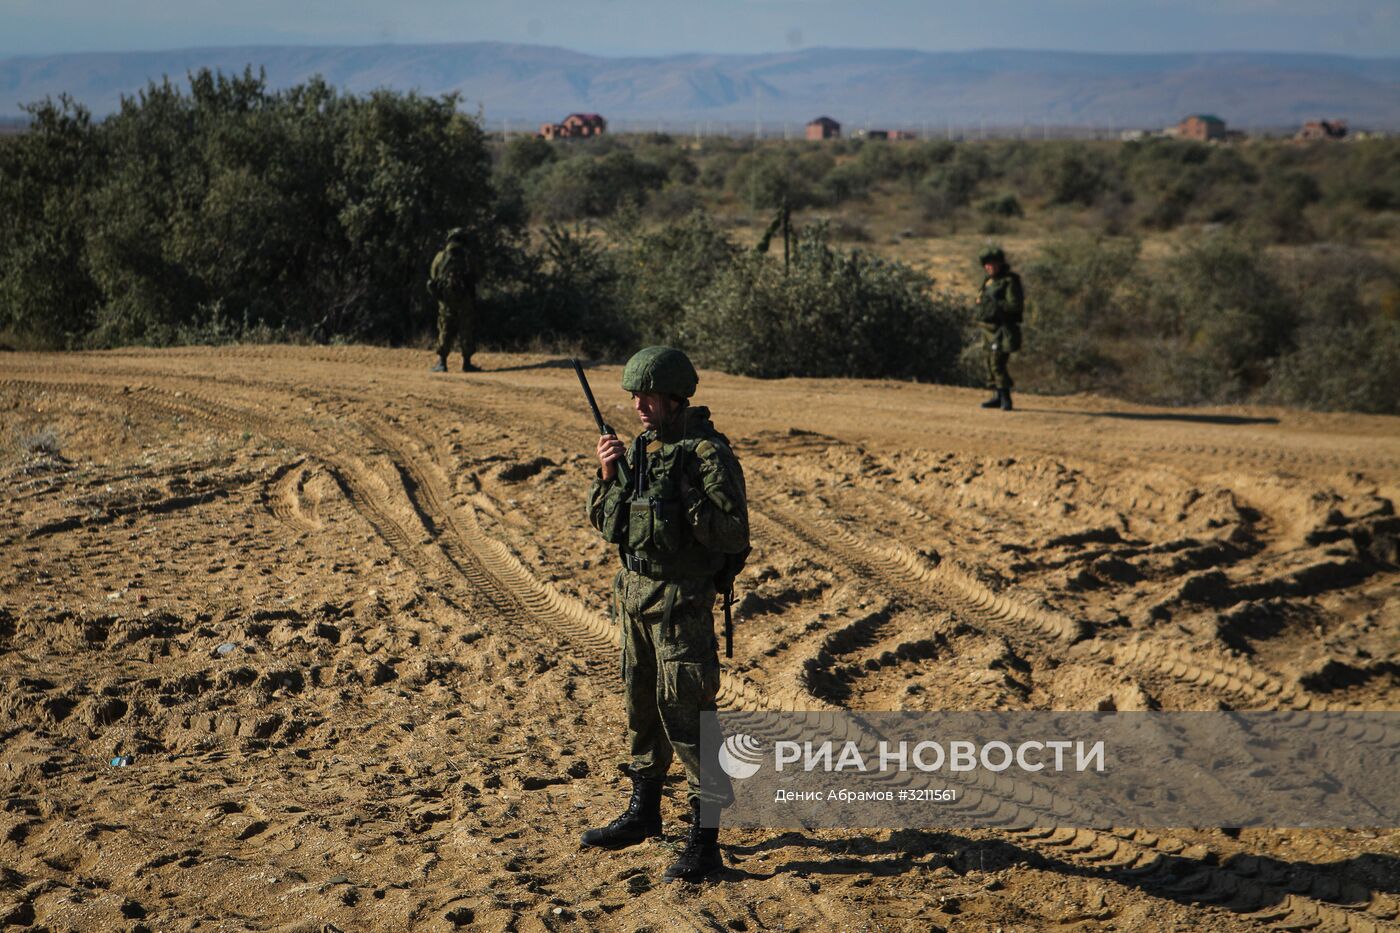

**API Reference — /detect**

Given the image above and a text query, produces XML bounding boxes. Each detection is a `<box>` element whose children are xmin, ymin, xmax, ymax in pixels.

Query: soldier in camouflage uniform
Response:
<box><xmin>976</xmin><ymin>246</ymin><xmax>1024</xmax><ymax>411</ymax></box>
<box><xmin>582</xmin><ymin>347</ymin><xmax>749</xmax><ymax>883</ymax></box>
<box><xmin>427</xmin><ymin>228</ymin><xmax>478</xmax><ymax>372</ymax></box>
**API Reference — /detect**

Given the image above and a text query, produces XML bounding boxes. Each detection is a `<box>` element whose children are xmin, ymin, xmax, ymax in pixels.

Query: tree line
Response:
<box><xmin>2</xmin><ymin>70</ymin><xmax>1397</xmax><ymax>413</ymax></box>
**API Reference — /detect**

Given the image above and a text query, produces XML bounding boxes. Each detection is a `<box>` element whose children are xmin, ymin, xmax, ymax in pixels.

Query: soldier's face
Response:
<box><xmin>632</xmin><ymin>392</ymin><xmax>674</xmax><ymax>431</ymax></box>
<box><xmin>983</xmin><ymin>262</ymin><xmax>998</xmax><ymax>276</ymax></box>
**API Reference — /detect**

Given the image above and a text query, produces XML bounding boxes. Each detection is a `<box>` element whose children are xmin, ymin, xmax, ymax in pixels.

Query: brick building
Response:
<box><xmin>1175</xmin><ymin>114</ymin><xmax>1227</xmax><ymax>141</ymax></box>
<box><xmin>539</xmin><ymin>113</ymin><xmax>607</xmax><ymax>140</ymax></box>
<box><xmin>805</xmin><ymin>116</ymin><xmax>841</xmax><ymax>140</ymax></box>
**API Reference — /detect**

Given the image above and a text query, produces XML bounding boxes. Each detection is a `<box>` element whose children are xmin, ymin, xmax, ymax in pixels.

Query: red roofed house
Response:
<box><xmin>1296</xmin><ymin>119</ymin><xmax>1347</xmax><ymax>141</ymax></box>
<box><xmin>805</xmin><ymin>116</ymin><xmax>841</xmax><ymax>140</ymax></box>
<box><xmin>539</xmin><ymin>113</ymin><xmax>607</xmax><ymax>140</ymax></box>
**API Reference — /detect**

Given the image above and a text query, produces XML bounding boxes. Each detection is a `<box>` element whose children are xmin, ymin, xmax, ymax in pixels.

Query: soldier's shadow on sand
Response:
<box><xmin>719</xmin><ymin>829</ymin><xmax>1400</xmax><ymax>917</ymax></box>
<box><xmin>721</xmin><ymin>829</ymin><xmax>997</xmax><ymax>881</ymax></box>
<box><xmin>1081</xmin><ymin>411</ymin><xmax>1281</xmax><ymax>426</ymax></box>
<box><xmin>487</xmin><ymin>358</ymin><xmax>602</xmax><ymax>374</ymax></box>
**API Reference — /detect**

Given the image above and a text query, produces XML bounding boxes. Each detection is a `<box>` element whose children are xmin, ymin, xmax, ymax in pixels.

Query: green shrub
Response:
<box><xmin>1120</xmin><ymin>139</ymin><xmax>1257</xmax><ymax>230</ymax></box>
<box><xmin>646</xmin><ymin>184</ymin><xmax>704</xmax><ymax>221</ymax></box>
<box><xmin>1265</xmin><ymin>319</ymin><xmax>1400</xmax><ymax>414</ymax></box>
<box><xmin>917</xmin><ymin>145</ymin><xmax>989</xmax><ymax>214</ymax></box>
<box><xmin>1259</xmin><ymin>246</ymin><xmax>1399</xmax><ymax>413</ymax></box>
<box><xmin>0</xmin><ymin>96</ymin><xmax>104</xmax><ymax>347</ymax></box>
<box><xmin>1248</xmin><ymin>170</ymin><xmax>1322</xmax><ymax>244</ymax></box>
<box><xmin>526</xmin><ymin>149</ymin><xmax>667</xmax><ymax>220</ymax></box>
<box><xmin>726</xmin><ymin>146</ymin><xmax>832</xmax><ymax>210</ymax></box>
<box><xmin>615</xmin><ymin>211</ymin><xmax>739</xmax><ymax>346</ymax></box>
<box><xmin>819</xmin><ymin>161</ymin><xmax>876</xmax><ymax>203</ymax></box>
<box><xmin>0</xmin><ymin>69</ymin><xmax>508</xmax><ymax>349</ymax></box>
<box><xmin>1039</xmin><ymin>144</ymin><xmax>1113</xmax><ymax>207</ymax></box>
<box><xmin>500</xmin><ymin>134</ymin><xmax>556</xmax><ymax>178</ymax></box>
<box><xmin>978</xmin><ymin>193</ymin><xmax>1024</xmax><ymax>218</ymax></box>
<box><xmin>679</xmin><ymin>224</ymin><xmax>964</xmax><ymax>381</ymax></box>
<box><xmin>1022</xmin><ymin>235</ymin><xmax>1138</xmax><ymax>392</ymax></box>
<box><xmin>505</xmin><ymin>223</ymin><xmax>630</xmax><ymax>355</ymax></box>
<box><xmin>1141</xmin><ymin>233</ymin><xmax>1296</xmax><ymax>402</ymax></box>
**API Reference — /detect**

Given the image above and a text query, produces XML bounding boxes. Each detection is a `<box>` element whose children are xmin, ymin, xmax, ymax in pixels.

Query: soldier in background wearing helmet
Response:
<box><xmin>427</xmin><ymin>228</ymin><xmax>479</xmax><ymax>373</ymax></box>
<box><xmin>581</xmin><ymin>347</ymin><xmax>749</xmax><ymax>883</ymax></box>
<box><xmin>976</xmin><ymin>246</ymin><xmax>1023</xmax><ymax>411</ymax></box>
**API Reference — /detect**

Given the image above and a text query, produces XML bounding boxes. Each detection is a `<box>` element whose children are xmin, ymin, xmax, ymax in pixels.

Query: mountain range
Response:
<box><xmin>2</xmin><ymin>42</ymin><xmax>1397</xmax><ymax>131</ymax></box>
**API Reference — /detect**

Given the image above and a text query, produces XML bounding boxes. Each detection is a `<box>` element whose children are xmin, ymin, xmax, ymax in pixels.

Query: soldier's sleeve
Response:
<box><xmin>1006</xmin><ymin>275</ymin><xmax>1025</xmax><ymax>322</ymax></box>
<box><xmin>587</xmin><ymin>462</ymin><xmax>629</xmax><ymax>545</ymax></box>
<box><xmin>684</xmin><ymin>439</ymin><xmax>749</xmax><ymax>554</ymax></box>
<box><xmin>427</xmin><ymin>252</ymin><xmax>443</xmax><ymax>299</ymax></box>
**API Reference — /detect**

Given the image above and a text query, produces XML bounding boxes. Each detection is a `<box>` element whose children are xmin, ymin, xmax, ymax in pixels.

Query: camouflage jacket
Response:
<box><xmin>587</xmin><ymin>406</ymin><xmax>748</xmax><ymax>580</ymax></box>
<box><xmin>428</xmin><ymin>246</ymin><xmax>474</xmax><ymax>301</ymax></box>
<box><xmin>977</xmin><ymin>270</ymin><xmax>1024</xmax><ymax>329</ymax></box>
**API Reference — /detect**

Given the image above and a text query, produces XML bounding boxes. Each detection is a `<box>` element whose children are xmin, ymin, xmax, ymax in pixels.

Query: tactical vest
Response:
<box><xmin>621</xmin><ymin>430</ymin><xmax>727</xmax><ymax>581</ymax></box>
<box><xmin>432</xmin><ymin>248</ymin><xmax>473</xmax><ymax>298</ymax></box>
<box><xmin>979</xmin><ymin>272</ymin><xmax>1024</xmax><ymax>325</ymax></box>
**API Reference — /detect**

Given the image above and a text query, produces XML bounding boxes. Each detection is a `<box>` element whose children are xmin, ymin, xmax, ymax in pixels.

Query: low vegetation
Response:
<box><xmin>2</xmin><ymin>70</ymin><xmax>1397</xmax><ymax>412</ymax></box>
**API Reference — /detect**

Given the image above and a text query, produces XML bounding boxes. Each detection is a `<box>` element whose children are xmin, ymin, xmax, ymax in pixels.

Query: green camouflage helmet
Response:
<box><xmin>978</xmin><ymin>246</ymin><xmax>1006</xmax><ymax>266</ymax></box>
<box><xmin>621</xmin><ymin>346</ymin><xmax>698</xmax><ymax>398</ymax></box>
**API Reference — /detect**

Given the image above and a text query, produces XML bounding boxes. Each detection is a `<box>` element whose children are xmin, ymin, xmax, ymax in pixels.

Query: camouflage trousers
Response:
<box><xmin>982</xmin><ymin>328</ymin><xmax>1015</xmax><ymax>390</ymax></box>
<box><xmin>614</xmin><ymin>568</ymin><xmax>734</xmax><ymax>809</ymax></box>
<box><xmin>434</xmin><ymin>298</ymin><xmax>475</xmax><ymax>363</ymax></box>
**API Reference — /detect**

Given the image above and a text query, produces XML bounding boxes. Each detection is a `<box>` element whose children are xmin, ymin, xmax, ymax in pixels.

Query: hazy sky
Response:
<box><xmin>3</xmin><ymin>0</ymin><xmax>1398</xmax><ymax>58</ymax></box>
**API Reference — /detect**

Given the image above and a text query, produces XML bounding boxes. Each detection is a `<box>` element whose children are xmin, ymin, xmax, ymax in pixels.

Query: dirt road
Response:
<box><xmin>2</xmin><ymin>346</ymin><xmax>1398</xmax><ymax>932</ymax></box>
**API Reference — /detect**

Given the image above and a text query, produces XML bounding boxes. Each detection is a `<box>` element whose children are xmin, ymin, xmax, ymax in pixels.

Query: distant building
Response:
<box><xmin>854</xmin><ymin>129</ymin><xmax>917</xmax><ymax>141</ymax></box>
<box><xmin>1174</xmin><ymin>114</ymin><xmax>1227</xmax><ymax>141</ymax></box>
<box><xmin>805</xmin><ymin>116</ymin><xmax>841</xmax><ymax>140</ymax></box>
<box><xmin>1296</xmin><ymin>119</ymin><xmax>1347</xmax><ymax>141</ymax></box>
<box><xmin>539</xmin><ymin>112</ymin><xmax>607</xmax><ymax>140</ymax></box>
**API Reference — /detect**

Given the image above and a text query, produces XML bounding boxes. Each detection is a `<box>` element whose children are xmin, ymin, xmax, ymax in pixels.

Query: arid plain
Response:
<box><xmin>2</xmin><ymin>346</ymin><xmax>1398</xmax><ymax>932</ymax></box>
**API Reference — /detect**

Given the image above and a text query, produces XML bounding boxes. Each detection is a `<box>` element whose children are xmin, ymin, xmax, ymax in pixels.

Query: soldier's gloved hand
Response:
<box><xmin>597</xmin><ymin>434</ymin><xmax>626</xmax><ymax>482</ymax></box>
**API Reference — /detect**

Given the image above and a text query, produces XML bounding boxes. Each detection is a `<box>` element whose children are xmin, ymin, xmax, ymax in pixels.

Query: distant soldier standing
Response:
<box><xmin>427</xmin><ymin>228</ymin><xmax>479</xmax><ymax>372</ymax></box>
<box><xmin>976</xmin><ymin>246</ymin><xmax>1023</xmax><ymax>411</ymax></box>
<box><xmin>582</xmin><ymin>347</ymin><xmax>749</xmax><ymax>883</ymax></box>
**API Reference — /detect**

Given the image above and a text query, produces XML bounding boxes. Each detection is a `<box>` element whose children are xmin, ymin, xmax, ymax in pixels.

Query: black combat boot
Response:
<box><xmin>462</xmin><ymin>359</ymin><xmax>481</xmax><ymax>373</ymax></box>
<box><xmin>663</xmin><ymin>800</ymin><xmax>723</xmax><ymax>882</ymax></box>
<box><xmin>430</xmin><ymin>355</ymin><xmax>447</xmax><ymax>373</ymax></box>
<box><xmin>1000</xmin><ymin>388</ymin><xmax>1014</xmax><ymax>411</ymax></box>
<box><xmin>580</xmin><ymin>772</ymin><xmax>662</xmax><ymax>848</ymax></box>
<box><xmin>980</xmin><ymin>388</ymin><xmax>1002</xmax><ymax>409</ymax></box>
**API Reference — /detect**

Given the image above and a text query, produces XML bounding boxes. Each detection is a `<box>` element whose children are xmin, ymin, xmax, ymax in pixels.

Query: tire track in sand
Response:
<box><xmin>8</xmin><ymin>374</ymin><xmax>1396</xmax><ymax>932</ymax></box>
<box><xmin>336</xmin><ymin>389</ymin><xmax>1400</xmax><ymax>930</ymax></box>
<box><xmin>261</xmin><ymin>459</ymin><xmax>323</xmax><ymax>533</ymax></box>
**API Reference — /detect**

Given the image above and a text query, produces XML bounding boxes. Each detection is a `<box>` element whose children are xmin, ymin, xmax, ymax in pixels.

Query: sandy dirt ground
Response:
<box><xmin>2</xmin><ymin>345</ymin><xmax>1398</xmax><ymax>933</ymax></box>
